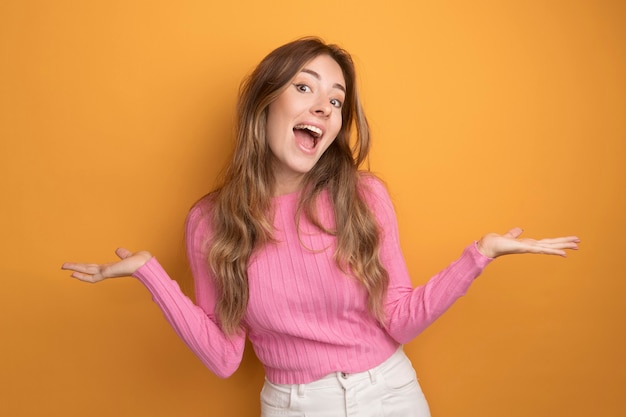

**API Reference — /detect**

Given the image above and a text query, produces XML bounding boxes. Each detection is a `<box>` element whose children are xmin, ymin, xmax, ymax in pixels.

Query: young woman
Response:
<box><xmin>62</xmin><ymin>37</ymin><xmax>579</xmax><ymax>417</ymax></box>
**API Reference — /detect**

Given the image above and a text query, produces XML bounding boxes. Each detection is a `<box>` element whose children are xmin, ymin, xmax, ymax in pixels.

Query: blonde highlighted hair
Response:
<box><xmin>207</xmin><ymin>37</ymin><xmax>389</xmax><ymax>335</ymax></box>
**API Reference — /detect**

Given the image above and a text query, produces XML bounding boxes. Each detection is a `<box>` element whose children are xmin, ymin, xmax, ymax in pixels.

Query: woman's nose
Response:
<box><xmin>311</xmin><ymin>97</ymin><xmax>332</xmax><ymax>117</ymax></box>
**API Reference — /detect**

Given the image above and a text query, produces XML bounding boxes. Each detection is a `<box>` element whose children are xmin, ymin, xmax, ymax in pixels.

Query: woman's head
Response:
<box><xmin>233</xmin><ymin>37</ymin><xmax>370</xmax><ymax>194</ymax></box>
<box><xmin>264</xmin><ymin>53</ymin><xmax>345</xmax><ymax>195</ymax></box>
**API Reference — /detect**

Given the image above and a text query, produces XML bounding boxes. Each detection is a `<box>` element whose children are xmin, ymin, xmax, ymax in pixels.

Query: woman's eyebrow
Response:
<box><xmin>300</xmin><ymin>68</ymin><xmax>346</xmax><ymax>94</ymax></box>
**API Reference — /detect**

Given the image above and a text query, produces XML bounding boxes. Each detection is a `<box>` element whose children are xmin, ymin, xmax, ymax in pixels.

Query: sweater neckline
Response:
<box><xmin>272</xmin><ymin>189</ymin><xmax>300</xmax><ymax>203</ymax></box>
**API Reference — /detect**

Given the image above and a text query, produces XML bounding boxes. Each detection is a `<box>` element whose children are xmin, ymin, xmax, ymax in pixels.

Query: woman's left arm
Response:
<box><xmin>362</xmin><ymin>177</ymin><xmax>579</xmax><ymax>344</ymax></box>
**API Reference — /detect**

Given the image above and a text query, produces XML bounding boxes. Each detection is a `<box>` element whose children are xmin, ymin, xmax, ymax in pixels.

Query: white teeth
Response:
<box><xmin>294</xmin><ymin>124</ymin><xmax>323</xmax><ymax>138</ymax></box>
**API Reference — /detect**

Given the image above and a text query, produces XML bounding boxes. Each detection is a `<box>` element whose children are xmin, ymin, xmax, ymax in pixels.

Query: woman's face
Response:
<box><xmin>266</xmin><ymin>54</ymin><xmax>346</xmax><ymax>195</ymax></box>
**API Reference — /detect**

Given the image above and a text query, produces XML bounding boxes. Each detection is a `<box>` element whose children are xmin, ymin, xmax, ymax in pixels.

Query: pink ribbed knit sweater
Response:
<box><xmin>133</xmin><ymin>176</ymin><xmax>492</xmax><ymax>384</ymax></box>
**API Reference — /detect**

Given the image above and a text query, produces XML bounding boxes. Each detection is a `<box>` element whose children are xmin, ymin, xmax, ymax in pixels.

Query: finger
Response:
<box><xmin>537</xmin><ymin>236</ymin><xmax>580</xmax><ymax>245</ymax></box>
<box><xmin>533</xmin><ymin>239</ymin><xmax>579</xmax><ymax>250</ymax></box>
<box><xmin>70</xmin><ymin>271</ymin><xmax>101</xmax><ymax>283</ymax></box>
<box><xmin>528</xmin><ymin>240</ymin><xmax>579</xmax><ymax>256</ymax></box>
<box><xmin>115</xmin><ymin>248</ymin><xmax>132</xmax><ymax>259</ymax></box>
<box><xmin>61</xmin><ymin>262</ymin><xmax>101</xmax><ymax>274</ymax></box>
<box><xmin>525</xmin><ymin>245</ymin><xmax>568</xmax><ymax>257</ymax></box>
<box><xmin>503</xmin><ymin>227</ymin><xmax>524</xmax><ymax>239</ymax></box>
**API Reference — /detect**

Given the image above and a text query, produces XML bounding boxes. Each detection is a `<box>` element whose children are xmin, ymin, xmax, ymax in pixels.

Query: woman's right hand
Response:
<box><xmin>61</xmin><ymin>248</ymin><xmax>153</xmax><ymax>283</ymax></box>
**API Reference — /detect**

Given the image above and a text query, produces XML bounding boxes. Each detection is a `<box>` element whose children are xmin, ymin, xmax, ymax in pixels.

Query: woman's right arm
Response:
<box><xmin>61</xmin><ymin>201</ymin><xmax>246</xmax><ymax>378</ymax></box>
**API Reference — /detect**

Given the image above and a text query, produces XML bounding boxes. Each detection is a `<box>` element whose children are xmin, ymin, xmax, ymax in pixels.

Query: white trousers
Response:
<box><xmin>260</xmin><ymin>347</ymin><xmax>431</xmax><ymax>417</ymax></box>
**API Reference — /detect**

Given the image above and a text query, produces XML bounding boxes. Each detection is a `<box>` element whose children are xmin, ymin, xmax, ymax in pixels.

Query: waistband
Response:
<box><xmin>265</xmin><ymin>346</ymin><xmax>408</xmax><ymax>392</ymax></box>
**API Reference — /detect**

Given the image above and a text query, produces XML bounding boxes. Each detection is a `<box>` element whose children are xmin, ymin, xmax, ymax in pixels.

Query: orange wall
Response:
<box><xmin>1</xmin><ymin>1</ymin><xmax>624</xmax><ymax>416</ymax></box>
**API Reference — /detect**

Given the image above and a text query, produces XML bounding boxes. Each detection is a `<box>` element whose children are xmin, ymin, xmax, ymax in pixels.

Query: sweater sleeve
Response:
<box><xmin>132</xmin><ymin>199</ymin><xmax>245</xmax><ymax>378</ymax></box>
<box><xmin>362</xmin><ymin>176</ymin><xmax>493</xmax><ymax>344</ymax></box>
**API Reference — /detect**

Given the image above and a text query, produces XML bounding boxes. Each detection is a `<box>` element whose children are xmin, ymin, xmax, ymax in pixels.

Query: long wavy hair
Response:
<box><xmin>207</xmin><ymin>37</ymin><xmax>389</xmax><ymax>335</ymax></box>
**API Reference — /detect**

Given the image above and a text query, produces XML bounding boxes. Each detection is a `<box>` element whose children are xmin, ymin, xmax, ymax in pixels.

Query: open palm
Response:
<box><xmin>61</xmin><ymin>248</ymin><xmax>152</xmax><ymax>283</ymax></box>
<box><xmin>477</xmin><ymin>227</ymin><xmax>579</xmax><ymax>259</ymax></box>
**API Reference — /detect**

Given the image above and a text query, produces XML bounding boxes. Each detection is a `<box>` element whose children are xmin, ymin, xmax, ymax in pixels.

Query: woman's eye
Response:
<box><xmin>330</xmin><ymin>98</ymin><xmax>343</xmax><ymax>108</ymax></box>
<box><xmin>294</xmin><ymin>83</ymin><xmax>311</xmax><ymax>93</ymax></box>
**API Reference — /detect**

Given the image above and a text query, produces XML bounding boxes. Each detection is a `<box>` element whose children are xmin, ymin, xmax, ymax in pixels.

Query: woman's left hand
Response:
<box><xmin>476</xmin><ymin>227</ymin><xmax>580</xmax><ymax>259</ymax></box>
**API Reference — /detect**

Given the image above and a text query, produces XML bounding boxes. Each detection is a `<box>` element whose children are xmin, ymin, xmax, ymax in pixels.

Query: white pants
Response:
<box><xmin>260</xmin><ymin>347</ymin><xmax>431</xmax><ymax>417</ymax></box>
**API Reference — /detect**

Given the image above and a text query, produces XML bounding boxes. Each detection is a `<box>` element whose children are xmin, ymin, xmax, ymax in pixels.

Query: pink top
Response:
<box><xmin>133</xmin><ymin>176</ymin><xmax>492</xmax><ymax>384</ymax></box>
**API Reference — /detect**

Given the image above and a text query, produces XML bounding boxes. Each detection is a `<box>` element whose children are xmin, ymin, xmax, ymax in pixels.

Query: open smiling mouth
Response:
<box><xmin>294</xmin><ymin>124</ymin><xmax>323</xmax><ymax>150</ymax></box>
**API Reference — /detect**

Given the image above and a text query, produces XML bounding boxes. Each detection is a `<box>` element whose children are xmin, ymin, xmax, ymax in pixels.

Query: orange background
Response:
<box><xmin>1</xmin><ymin>1</ymin><xmax>624</xmax><ymax>416</ymax></box>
